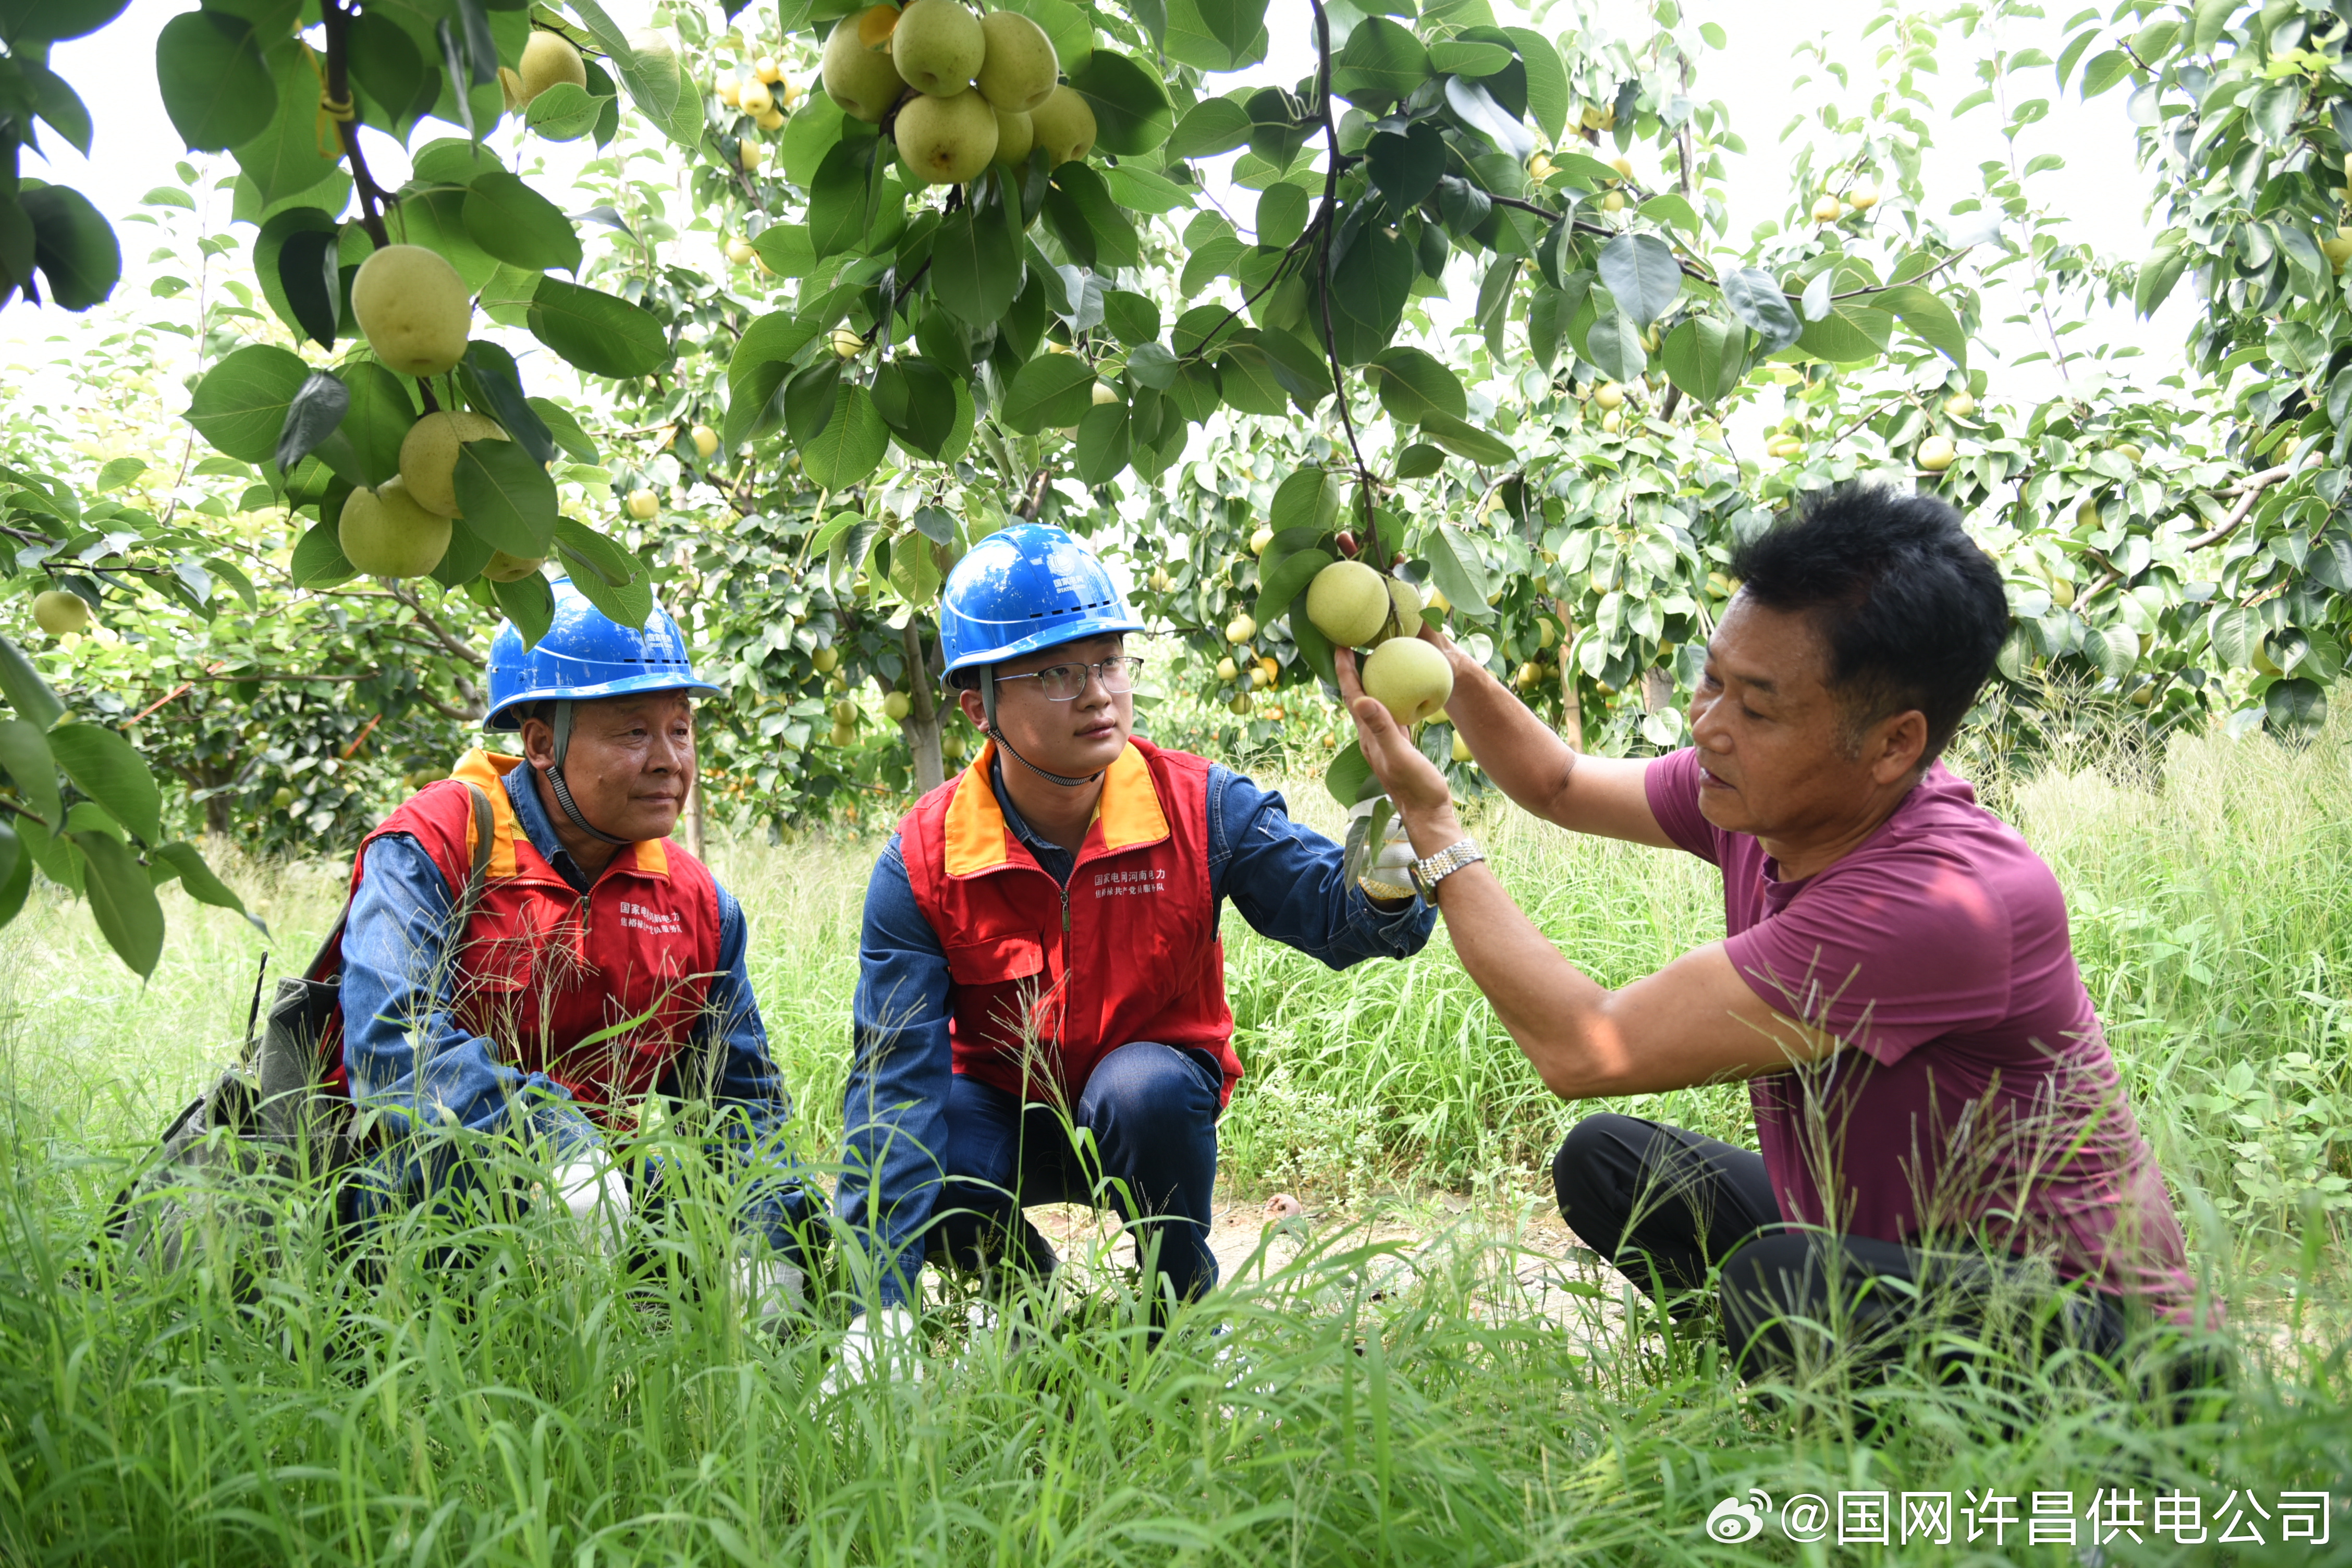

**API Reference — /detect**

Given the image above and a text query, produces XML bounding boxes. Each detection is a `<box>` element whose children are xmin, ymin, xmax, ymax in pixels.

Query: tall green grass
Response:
<box><xmin>2</xmin><ymin>710</ymin><xmax>2348</xmax><ymax>1563</ymax></box>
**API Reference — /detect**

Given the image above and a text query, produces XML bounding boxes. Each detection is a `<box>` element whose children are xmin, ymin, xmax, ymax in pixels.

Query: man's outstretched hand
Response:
<box><xmin>1336</xmin><ymin>638</ymin><xmax>1465</xmax><ymax>854</ymax></box>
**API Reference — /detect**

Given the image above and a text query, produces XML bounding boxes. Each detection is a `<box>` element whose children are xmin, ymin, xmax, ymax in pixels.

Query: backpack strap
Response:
<box><xmin>299</xmin><ymin>780</ymin><xmax>497</xmax><ymax>984</ymax></box>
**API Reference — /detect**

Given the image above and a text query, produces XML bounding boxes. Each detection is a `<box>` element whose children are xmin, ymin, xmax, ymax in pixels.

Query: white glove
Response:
<box><xmin>553</xmin><ymin>1158</ymin><xmax>631</xmax><ymax>1258</ymax></box>
<box><xmin>1345</xmin><ymin>797</ymin><xmax>1418</xmax><ymax>903</ymax></box>
<box><xmin>736</xmin><ymin>1255</ymin><xmax>808</xmax><ymax>1326</ymax></box>
<box><xmin>818</xmin><ymin>1307</ymin><xmax>924</xmax><ymax>1398</ymax></box>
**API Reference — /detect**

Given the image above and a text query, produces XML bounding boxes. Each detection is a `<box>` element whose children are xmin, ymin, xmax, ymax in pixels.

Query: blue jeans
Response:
<box><xmin>929</xmin><ymin>1041</ymin><xmax>1224</xmax><ymax>1313</ymax></box>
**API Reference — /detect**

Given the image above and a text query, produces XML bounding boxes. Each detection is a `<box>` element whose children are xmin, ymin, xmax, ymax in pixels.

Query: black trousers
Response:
<box><xmin>1551</xmin><ymin>1113</ymin><xmax>2141</xmax><ymax>1383</ymax></box>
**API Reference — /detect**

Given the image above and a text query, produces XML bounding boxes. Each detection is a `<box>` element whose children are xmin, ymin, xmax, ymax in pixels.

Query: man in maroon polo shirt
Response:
<box><xmin>1336</xmin><ymin>485</ymin><xmax>2208</xmax><ymax>1387</ymax></box>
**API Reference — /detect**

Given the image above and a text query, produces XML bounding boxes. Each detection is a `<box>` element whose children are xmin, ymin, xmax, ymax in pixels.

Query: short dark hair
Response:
<box><xmin>1728</xmin><ymin>484</ymin><xmax>2008</xmax><ymax>764</ymax></box>
<box><xmin>948</xmin><ymin>667</ymin><xmax>984</xmax><ymax>692</ymax></box>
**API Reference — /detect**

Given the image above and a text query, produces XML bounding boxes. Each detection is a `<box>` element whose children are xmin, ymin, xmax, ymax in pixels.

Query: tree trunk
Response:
<box><xmin>900</xmin><ymin>619</ymin><xmax>944</xmax><ymax>794</ymax></box>
<box><xmin>684</xmin><ymin>773</ymin><xmax>706</xmax><ymax>861</ymax></box>
<box><xmin>1552</xmin><ymin>600</ymin><xmax>1583</xmax><ymax>752</ymax></box>
<box><xmin>1640</xmin><ymin>666</ymin><xmax>1674</xmax><ymax>714</ymax></box>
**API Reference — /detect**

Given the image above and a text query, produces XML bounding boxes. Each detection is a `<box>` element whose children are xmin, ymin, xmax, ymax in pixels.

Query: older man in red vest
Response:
<box><xmin>832</xmin><ymin>524</ymin><xmax>1437</xmax><ymax>1386</ymax></box>
<box><xmin>335</xmin><ymin>580</ymin><xmax>817</xmax><ymax>1308</ymax></box>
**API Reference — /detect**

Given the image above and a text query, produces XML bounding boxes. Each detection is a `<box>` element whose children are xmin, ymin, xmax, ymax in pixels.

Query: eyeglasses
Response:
<box><xmin>994</xmin><ymin>655</ymin><xmax>1146</xmax><ymax>702</ymax></box>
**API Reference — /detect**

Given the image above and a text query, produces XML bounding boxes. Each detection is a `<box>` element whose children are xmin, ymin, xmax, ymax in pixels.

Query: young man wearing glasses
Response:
<box><xmin>829</xmin><ymin>523</ymin><xmax>1436</xmax><ymax>1385</ymax></box>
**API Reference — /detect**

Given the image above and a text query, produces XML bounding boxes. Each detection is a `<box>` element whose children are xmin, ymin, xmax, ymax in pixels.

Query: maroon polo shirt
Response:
<box><xmin>1646</xmin><ymin>748</ymin><xmax>2199</xmax><ymax>1321</ymax></box>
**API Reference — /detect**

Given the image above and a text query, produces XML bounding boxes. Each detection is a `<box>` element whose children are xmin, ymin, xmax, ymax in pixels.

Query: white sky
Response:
<box><xmin>10</xmin><ymin>0</ymin><xmax>2190</xmax><ymax>419</ymax></box>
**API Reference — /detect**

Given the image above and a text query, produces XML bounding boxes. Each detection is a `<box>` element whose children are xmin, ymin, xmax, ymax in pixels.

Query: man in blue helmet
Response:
<box><xmin>830</xmin><ymin>523</ymin><xmax>1437</xmax><ymax>1383</ymax></box>
<box><xmin>329</xmin><ymin>577</ymin><xmax>820</xmax><ymax>1312</ymax></box>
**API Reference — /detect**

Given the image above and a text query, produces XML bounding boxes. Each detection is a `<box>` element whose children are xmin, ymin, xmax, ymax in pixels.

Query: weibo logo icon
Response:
<box><xmin>1705</xmin><ymin>1490</ymin><xmax>1770</xmax><ymax>1544</ymax></box>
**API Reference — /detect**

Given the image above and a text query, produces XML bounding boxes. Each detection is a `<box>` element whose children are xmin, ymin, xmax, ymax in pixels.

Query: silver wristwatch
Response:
<box><xmin>1410</xmin><ymin>839</ymin><xmax>1486</xmax><ymax>897</ymax></box>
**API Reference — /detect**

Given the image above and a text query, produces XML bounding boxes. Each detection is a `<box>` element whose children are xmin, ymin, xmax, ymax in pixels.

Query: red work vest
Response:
<box><xmin>334</xmin><ymin>749</ymin><xmax>725</xmax><ymax>1123</ymax></box>
<box><xmin>897</xmin><ymin>737</ymin><xmax>1241</xmax><ymax>1108</ymax></box>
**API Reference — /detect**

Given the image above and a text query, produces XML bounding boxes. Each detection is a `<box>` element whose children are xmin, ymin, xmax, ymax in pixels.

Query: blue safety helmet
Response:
<box><xmin>484</xmin><ymin>576</ymin><xmax>719</xmax><ymax>732</ymax></box>
<box><xmin>482</xmin><ymin>578</ymin><xmax>719</xmax><ymax>846</ymax></box>
<box><xmin>938</xmin><ymin>523</ymin><xmax>1144</xmax><ymax>676</ymax></box>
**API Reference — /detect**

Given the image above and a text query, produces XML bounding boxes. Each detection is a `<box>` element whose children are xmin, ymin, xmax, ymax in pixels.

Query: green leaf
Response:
<box><xmin>1162</xmin><ymin>0</ymin><xmax>1268</xmax><ymax>71</ymax></box>
<box><xmin>1394</xmin><ymin>443</ymin><xmax>1444</xmax><ymax>479</ymax></box>
<box><xmin>20</xmin><ymin>182</ymin><xmax>119</xmax><ymax>311</ymax></box>
<box><xmin>1270</xmin><ymin>467</ymin><xmax>1342</xmax><ymax>539</ymax></box>
<box><xmin>151</xmin><ymin>841</ymin><xmax>259</xmax><ymax>929</ymax></box>
<box><xmin>1215</xmin><ymin>344</ymin><xmax>1290</xmax><ymax>416</ymax></box>
<box><xmin>1582</xmin><ymin>295</ymin><xmax>1646</xmax><ymax>382</ymax></box>
<box><xmin>290</xmin><ymin>518</ymin><xmax>357</xmax><ymax>587</ymax></box>
<box><xmin>2135</xmin><ymin>242</ymin><xmax>2188</xmax><ymax>318</ymax></box>
<box><xmin>523</xmin><ymin>81</ymin><xmax>609</xmax><ymax>141</ymax></box>
<box><xmin>230</xmin><ymin>43</ymin><xmax>345</xmax><ymax>207</ymax></box>
<box><xmin>1324</xmin><ymin>228</ymin><xmax>1415</xmax><ymax>364</ymax></box>
<box><xmin>0</xmin><ymin>718</ymin><xmax>62</xmax><ymax>828</ymax></box>
<box><xmin>1424</xmin><ymin>524</ymin><xmax>1493</xmax><ymax>621</ymax></box>
<box><xmin>800</xmin><ymin>384</ymin><xmax>889</xmax><ymax>489</ymax></box>
<box><xmin>1256</xmin><ymin>182</ymin><xmax>1310</xmax><ymax>249</ymax></box>
<box><xmin>95</xmin><ymin>457</ymin><xmax>145</xmax><ymax>492</ymax></box>
<box><xmin>2192</xmin><ymin>0</ymin><xmax>2239</xmax><ymax>49</ymax></box>
<box><xmin>1168</xmin><ymin>96</ymin><xmax>1252</xmax><ymax>160</ymax></box>
<box><xmin>810</xmin><ymin>136</ymin><xmax>880</xmax><ymax>260</ymax></box>
<box><xmin>1365</xmin><ymin>347</ymin><xmax>1469</xmax><ymax>425</ymax></box>
<box><xmin>1331</xmin><ymin>17</ymin><xmax>1429</xmax><ymax>105</ymax></box>
<box><xmin>491</xmin><ymin>571</ymin><xmax>557</xmax><ymax>648</ymax></box>
<box><xmin>334</xmin><ymin>361</ymin><xmax>419</xmax><ymax>487</ymax></box>
<box><xmin>929</xmin><ymin>204</ymin><xmax>1022</xmax><ymax>327</ymax></box>
<box><xmin>529</xmin><ymin>277</ymin><xmax>670</xmax><ymax>377</ymax></box>
<box><xmin>72</xmin><ymin>828</ymin><xmax>164</xmax><ymax>977</ymax></box>
<box><xmin>1002</xmin><ymin>354</ymin><xmax>1100</xmax><ymax>434</ymax></box>
<box><xmin>1256</xmin><ymin>546</ymin><xmax>1331</xmax><ymax>623</ymax></box>
<box><xmin>0</xmin><ymin>0</ymin><xmax>131</xmax><ymax>44</ymax></box>
<box><xmin>464</xmin><ymin>171</ymin><xmax>584</xmax><ymax>274</ymax></box>
<box><xmin>1660</xmin><ymin>315</ymin><xmax>1746</xmax><ymax>404</ymax></box>
<box><xmin>1429</xmin><ymin>39</ymin><xmax>1512</xmax><ymax>76</ymax></box>
<box><xmin>274</xmin><ymin>369</ymin><xmax>352</xmax><ymax>475</ymax></box>
<box><xmin>452</xmin><ymin>438</ymin><xmax>560</xmax><ymax>557</ymax></box>
<box><xmin>48</xmin><ymin>721</ymin><xmax>162</xmax><ymax>845</ymax></box>
<box><xmin>1419</xmin><ymin>411</ymin><xmax>1515</xmax><ymax>467</ymax></box>
<box><xmin>1795</xmin><ymin>302</ymin><xmax>1894</xmax><ymax>364</ymax></box>
<box><xmin>1722</xmin><ymin>266</ymin><xmax>1801</xmax><ymax>354</ymax></box>
<box><xmin>1258</xmin><ymin>328</ymin><xmax>1334</xmax><ymax>409</ymax></box>
<box><xmin>563</xmin><ymin>3</ymin><xmax>701</xmax><ymax>146</ymax></box>
<box><xmin>1638</xmin><ymin>192</ymin><xmax>1701</xmax><ymax>238</ymax></box>
<box><xmin>186</xmin><ymin>344</ymin><xmax>311</xmax><ymax>464</ymax></box>
<box><xmin>553</xmin><ymin>518</ymin><xmax>654</xmax><ymax>630</ymax></box>
<box><xmin>752</xmin><ymin>224</ymin><xmax>817</xmax><ymax>279</ymax></box>
<box><xmin>872</xmin><ymin>358</ymin><xmax>958</xmax><ymax>457</ymax></box>
<box><xmin>1596</xmin><ymin>232</ymin><xmax>1681</xmax><ymax>328</ymax></box>
<box><xmin>1365</xmin><ymin>120</ymin><xmax>1448</xmax><ymax>211</ymax></box>
<box><xmin>2078</xmin><ymin>48</ymin><xmax>2131</xmax><ymax>98</ymax></box>
<box><xmin>527</xmin><ymin>397</ymin><xmax>597</xmax><ymax>464</ymax></box>
<box><xmin>460</xmin><ymin>340</ymin><xmax>559</xmax><ymax>466</ymax></box>
<box><xmin>2265</xmin><ymin>676</ymin><xmax>2326</xmax><ymax>730</ymax></box>
<box><xmin>1501</xmin><ymin>27</ymin><xmax>1567</xmax><ymax>141</ymax></box>
<box><xmin>156</xmin><ymin>10</ymin><xmax>275</xmax><ymax>152</ymax></box>
<box><xmin>1069</xmin><ymin>51</ymin><xmax>1173</xmax><ymax>157</ymax></box>
<box><xmin>1325</xmin><ymin>737</ymin><xmax>1378</xmax><ymax>806</ymax></box>
<box><xmin>1073</xmin><ymin>400</ymin><xmax>1132</xmax><ymax>485</ymax></box>
<box><xmin>1102</xmin><ymin>290</ymin><xmax>1162</xmax><ymax>346</ymax></box>
<box><xmin>1877</xmin><ymin>284</ymin><xmax>1968</xmax><ymax>368</ymax></box>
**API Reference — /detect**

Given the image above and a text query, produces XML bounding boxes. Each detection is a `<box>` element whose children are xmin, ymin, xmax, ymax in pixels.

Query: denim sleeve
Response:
<box><xmin>1206</xmin><ymin>765</ymin><xmax>1438</xmax><ymax>970</ymax></box>
<box><xmin>692</xmin><ymin>882</ymin><xmax>801</xmax><ymax>1162</ymax></box>
<box><xmin>339</xmin><ymin>834</ymin><xmax>600</xmax><ymax>1157</ymax></box>
<box><xmin>834</xmin><ymin>834</ymin><xmax>953</xmax><ymax>1310</ymax></box>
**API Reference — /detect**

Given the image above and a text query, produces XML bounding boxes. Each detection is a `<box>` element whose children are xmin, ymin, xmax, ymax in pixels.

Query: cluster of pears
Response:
<box><xmin>1301</xmin><ymin>560</ymin><xmax>1455</xmax><ymax>727</ymax></box>
<box><xmin>822</xmin><ymin>0</ymin><xmax>1096</xmax><ymax>186</ymax></box>
<box><xmin>716</xmin><ymin>50</ymin><xmax>804</xmax><ymax>132</ymax></box>
<box><xmin>334</xmin><ymin>245</ymin><xmax>544</xmax><ymax>584</ymax></box>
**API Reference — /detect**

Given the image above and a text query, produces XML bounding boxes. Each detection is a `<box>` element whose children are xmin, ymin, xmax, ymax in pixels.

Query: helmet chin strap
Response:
<box><xmin>542</xmin><ymin>700</ymin><xmax>632</xmax><ymax>847</ymax></box>
<box><xmin>980</xmin><ymin>667</ymin><xmax>1106</xmax><ymax>788</ymax></box>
